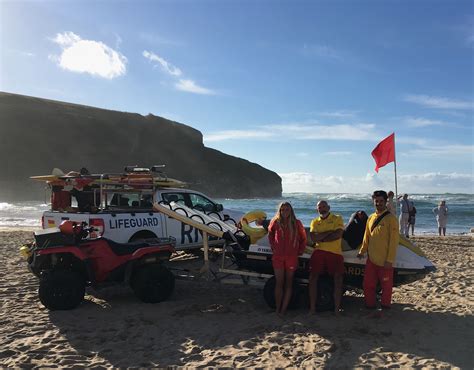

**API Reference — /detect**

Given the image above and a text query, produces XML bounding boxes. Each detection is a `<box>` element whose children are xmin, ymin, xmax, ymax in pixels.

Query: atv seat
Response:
<box><xmin>103</xmin><ymin>238</ymin><xmax>172</xmax><ymax>256</ymax></box>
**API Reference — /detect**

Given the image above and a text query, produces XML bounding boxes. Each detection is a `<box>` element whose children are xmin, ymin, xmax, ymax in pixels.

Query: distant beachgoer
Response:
<box><xmin>267</xmin><ymin>202</ymin><xmax>306</xmax><ymax>316</ymax></box>
<box><xmin>397</xmin><ymin>194</ymin><xmax>411</xmax><ymax>237</ymax></box>
<box><xmin>433</xmin><ymin>200</ymin><xmax>448</xmax><ymax>236</ymax></box>
<box><xmin>387</xmin><ymin>191</ymin><xmax>396</xmax><ymax>215</ymax></box>
<box><xmin>308</xmin><ymin>200</ymin><xmax>344</xmax><ymax>315</ymax></box>
<box><xmin>408</xmin><ymin>201</ymin><xmax>417</xmax><ymax>236</ymax></box>
<box><xmin>358</xmin><ymin>190</ymin><xmax>399</xmax><ymax>310</ymax></box>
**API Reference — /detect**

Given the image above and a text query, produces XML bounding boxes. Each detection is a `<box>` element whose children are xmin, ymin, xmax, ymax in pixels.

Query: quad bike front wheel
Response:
<box><xmin>39</xmin><ymin>270</ymin><xmax>85</xmax><ymax>310</ymax></box>
<box><xmin>131</xmin><ymin>264</ymin><xmax>175</xmax><ymax>303</ymax></box>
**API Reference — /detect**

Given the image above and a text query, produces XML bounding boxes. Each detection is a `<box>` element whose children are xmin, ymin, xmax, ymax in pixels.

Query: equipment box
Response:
<box><xmin>34</xmin><ymin>228</ymin><xmax>75</xmax><ymax>248</ymax></box>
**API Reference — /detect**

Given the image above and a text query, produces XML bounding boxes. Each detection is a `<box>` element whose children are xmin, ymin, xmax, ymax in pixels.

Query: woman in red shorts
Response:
<box><xmin>268</xmin><ymin>202</ymin><xmax>307</xmax><ymax>316</ymax></box>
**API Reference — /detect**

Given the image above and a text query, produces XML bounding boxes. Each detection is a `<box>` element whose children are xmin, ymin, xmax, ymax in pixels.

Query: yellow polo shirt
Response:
<box><xmin>310</xmin><ymin>213</ymin><xmax>344</xmax><ymax>255</ymax></box>
<box><xmin>359</xmin><ymin>210</ymin><xmax>399</xmax><ymax>267</ymax></box>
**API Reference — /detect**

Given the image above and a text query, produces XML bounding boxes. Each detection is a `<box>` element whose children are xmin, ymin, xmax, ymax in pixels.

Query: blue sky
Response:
<box><xmin>1</xmin><ymin>0</ymin><xmax>473</xmax><ymax>194</ymax></box>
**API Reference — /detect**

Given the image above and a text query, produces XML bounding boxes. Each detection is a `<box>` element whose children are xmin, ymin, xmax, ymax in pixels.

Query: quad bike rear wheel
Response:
<box><xmin>131</xmin><ymin>264</ymin><xmax>175</xmax><ymax>303</ymax></box>
<box><xmin>39</xmin><ymin>270</ymin><xmax>85</xmax><ymax>310</ymax></box>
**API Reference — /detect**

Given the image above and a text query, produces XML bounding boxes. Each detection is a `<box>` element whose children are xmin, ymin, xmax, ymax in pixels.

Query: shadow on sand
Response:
<box><xmin>48</xmin><ymin>281</ymin><xmax>473</xmax><ymax>368</ymax></box>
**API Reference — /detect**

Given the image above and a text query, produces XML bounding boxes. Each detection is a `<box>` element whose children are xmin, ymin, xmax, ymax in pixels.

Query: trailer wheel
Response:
<box><xmin>314</xmin><ymin>276</ymin><xmax>335</xmax><ymax>312</ymax></box>
<box><xmin>39</xmin><ymin>270</ymin><xmax>85</xmax><ymax>310</ymax></box>
<box><xmin>263</xmin><ymin>276</ymin><xmax>299</xmax><ymax>310</ymax></box>
<box><xmin>131</xmin><ymin>264</ymin><xmax>175</xmax><ymax>303</ymax></box>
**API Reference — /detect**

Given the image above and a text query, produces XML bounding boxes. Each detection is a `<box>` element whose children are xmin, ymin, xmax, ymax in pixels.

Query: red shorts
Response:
<box><xmin>309</xmin><ymin>249</ymin><xmax>344</xmax><ymax>275</ymax></box>
<box><xmin>272</xmin><ymin>255</ymin><xmax>299</xmax><ymax>271</ymax></box>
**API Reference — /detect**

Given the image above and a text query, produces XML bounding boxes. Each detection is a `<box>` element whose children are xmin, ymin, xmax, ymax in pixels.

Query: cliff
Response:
<box><xmin>0</xmin><ymin>92</ymin><xmax>282</xmax><ymax>200</ymax></box>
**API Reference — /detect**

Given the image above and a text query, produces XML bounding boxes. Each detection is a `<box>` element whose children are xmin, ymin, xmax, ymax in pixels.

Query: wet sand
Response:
<box><xmin>0</xmin><ymin>231</ymin><xmax>472</xmax><ymax>368</ymax></box>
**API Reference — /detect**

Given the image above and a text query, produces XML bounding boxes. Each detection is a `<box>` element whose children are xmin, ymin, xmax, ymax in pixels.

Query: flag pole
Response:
<box><xmin>393</xmin><ymin>132</ymin><xmax>399</xmax><ymax>218</ymax></box>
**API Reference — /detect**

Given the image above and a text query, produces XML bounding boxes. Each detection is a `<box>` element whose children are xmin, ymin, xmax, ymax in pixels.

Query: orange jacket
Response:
<box><xmin>268</xmin><ymin>219</ymin><xmax>307</xmax><ymax>256</ymax></box>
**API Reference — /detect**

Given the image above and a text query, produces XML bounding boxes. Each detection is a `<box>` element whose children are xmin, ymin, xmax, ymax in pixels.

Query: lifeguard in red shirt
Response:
<box><xmin>268</xmin><ymin>202</ymin><xmax>307</xmax><ymax>316</ymax></box>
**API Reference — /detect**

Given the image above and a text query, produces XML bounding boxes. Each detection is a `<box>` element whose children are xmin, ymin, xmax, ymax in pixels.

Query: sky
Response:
<box><xmin>1</xmin><ymin>0</ymin><xmax>473</xmax><ymax>194</ymax></box>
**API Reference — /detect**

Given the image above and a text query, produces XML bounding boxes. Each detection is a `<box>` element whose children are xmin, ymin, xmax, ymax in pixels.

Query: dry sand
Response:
<box><xmin>1</xmin><ymin>231</ymin><xmax>472</xmax><ymax>368</ymax></box>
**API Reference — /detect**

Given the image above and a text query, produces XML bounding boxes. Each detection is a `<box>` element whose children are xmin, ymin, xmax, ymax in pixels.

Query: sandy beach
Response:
<box><xmin>1</xmin><ymin>230</ymin><xmax>472</xmax><ymax>368</ymax></box>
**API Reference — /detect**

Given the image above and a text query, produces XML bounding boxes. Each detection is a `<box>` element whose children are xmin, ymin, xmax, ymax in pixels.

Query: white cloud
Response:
<box><xmin>403</xmin><ymin>117</ymin><xmax>446</xmax><ymax>127</ymax></box>
<box><xmin>364</xmin><ymin>172</ymin><xmax>386</xmax><ymax>189</ymax></box>
<box><xmin>279</xmin><ymin>171</ymin><xmax>474</xmax><ymax>194</ymax></box>
<box><xmin>323</xmin><ymin>151</ymin><xmax>353</xmax><ymax>156</ymax></box>
<box><xmin>395</xmin><ymin>137</ymin><xmax>429</xmax><ymax>146</ymax></box>
<box><xmin>302</xmin><ymin>44</ymin><xmax>343</xmax><ymax>61</ymax></box>
<box><xmin>115</xmin><ymin>34</ymin><xmax>122</xmax><ymax>49</ymax></box>
<box><xmin>175</xmin><ymin>79</ymin><xmax>215</xmax><ymax>95</ymax></box>
<box><xmin>467</xmin><ymin>33</ymin><xmax>474</xmax><ymax>45</ymax></box>
<box><xmin>319</xmin><ymin>111</ymin><xmax>357</xmax><ymax>118</ymax></box>
<box><xmin>204</xmin><ymin>122</ymin><xmax>377</xmax><ymax>142</ymax></box>
<box><xmin>143</xmin><ymin>50</ymin><xmax>216</xmax><ymax>95</ymax></box>
<box><xmin>139</xmin><ymin>32</ymin><xmax>181</xmax><ymax>46</ymax></box>
<box><xmin>143</xmin><ymin>50</ymin><xmax>182</xmax><ymax>76</ymax></box>
<box><xmin>398</xmin><ymin>173</ymin><xmax>474</xmax><ymax>193</ymax></box>
<box><xmin>404</xmin><ymin>94</ymin><xmax>474</xmax><ymax>110</ymax></box>
<box><xmin>266</xmin><ymin>123</ymin><xmax>376</xmax><ymax>140</ymax></box>
<box><xmin>7</xmin><ymin>48</ymin><xmax>35</xmax><ymax>57</ymax></box>
<box><xmin>404</xmin><ymin>144</ymin><xmax>474</xmax><ymax>157</ymax></box>
<box><xmin>279</xmin><ymin>172</ymin><xmax>344</xmax><ymax>191</ymax></box>
<box><xmin>295</xmin><ymin>152</ymin><xmax>309</xmax><ymax>157</ymax></box>
<box><xmin>205</xmin><ymin>130</ymin><xmax>274</xmax><ymax>142</ymax></box>
<box><xmin>50</xmin><ymin>32</ymin><xmax>127</xmax><ymax>79</ymax></box>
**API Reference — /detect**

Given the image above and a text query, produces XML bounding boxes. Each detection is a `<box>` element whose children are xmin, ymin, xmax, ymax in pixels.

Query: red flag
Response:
<box><xmin>371</xmin><ymin>133</ymin><xmax>395</xmax><ymax>172</ymax></box>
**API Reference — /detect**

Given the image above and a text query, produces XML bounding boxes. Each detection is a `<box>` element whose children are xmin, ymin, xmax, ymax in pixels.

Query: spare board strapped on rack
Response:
<box><xmin>31</xmin><ymin>173</ymin><xmax>187</xmax><ymax>189</ymax></box>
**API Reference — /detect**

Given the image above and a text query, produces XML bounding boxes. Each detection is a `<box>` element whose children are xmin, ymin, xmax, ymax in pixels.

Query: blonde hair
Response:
<box><xmin>272</xmin><ymin>202</ymin><xmax>298</xmax><ymax>244</ymax></box>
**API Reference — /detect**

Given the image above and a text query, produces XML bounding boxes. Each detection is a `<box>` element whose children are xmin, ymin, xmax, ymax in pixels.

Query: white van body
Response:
<box><xmin>42</xmin><ymin>187</ymin><xmax>243</xmax><ymax>250</ymax></box>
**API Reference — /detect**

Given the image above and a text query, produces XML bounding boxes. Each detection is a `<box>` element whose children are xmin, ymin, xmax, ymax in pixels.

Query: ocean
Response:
<box><xmin>218</xmin><ymin>193</ymin><xmax>474</xmax><ymax>235</ymax></box>
<box><xmin>1</xmin><ymin>193</ymin><xmax>472</xmax><ymax>235</ymax></box>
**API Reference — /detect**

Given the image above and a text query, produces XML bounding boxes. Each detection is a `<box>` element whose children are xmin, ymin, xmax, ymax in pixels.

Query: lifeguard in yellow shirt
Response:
<box><xmin>358</xmin><ymin>190</ymin><xmax>399</xmax><ymax>309</ymax></box>
<box><xmin>308</xmin><ymin>200</ymin><xmax>344</xmax><ymax>315</ymax></box>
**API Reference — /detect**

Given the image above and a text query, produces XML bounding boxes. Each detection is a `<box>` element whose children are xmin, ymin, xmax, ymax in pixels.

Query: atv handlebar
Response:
<box><xmin>60</xmin><ymin>220</ymin><xmax>98</xmax><ymax>240</ymax></box>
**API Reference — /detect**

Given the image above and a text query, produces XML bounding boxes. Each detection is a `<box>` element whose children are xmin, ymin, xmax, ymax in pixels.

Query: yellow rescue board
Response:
<box><xmin>153</xmin><ymin>203</ymin><xmax>225</xmax><ymax>238</ymax></box>
<box><xmin>30</xmin><ymin>175</ymin><xmax>63</xmax><ymax>181</ymax></box>
<box><xmin>399</xmin><ymin>234</ymin><xmax>426</xmax><ymax>257</ymax></box>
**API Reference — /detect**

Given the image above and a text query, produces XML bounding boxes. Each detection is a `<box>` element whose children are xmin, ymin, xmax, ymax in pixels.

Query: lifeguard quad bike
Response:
<box><xmin>21</xmin><ymin>221</ymin><xmax>176</xmax><ymax>310</ymax></box>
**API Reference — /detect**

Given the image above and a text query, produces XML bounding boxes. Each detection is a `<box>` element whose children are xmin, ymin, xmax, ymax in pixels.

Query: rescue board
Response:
<box><xmin>31</xmin><ymin>173</ymin><xmax>187</xmax><ymax>188</ymax></box>
<box><xmin>153</xmin><ymin>203</ymin><xmax>225</xmax><ymax>238</ymax></box>
<box><xmin>153</xmin><ymin>202</ymin><xmax>226</xmax><ymax>273</ymax></box>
